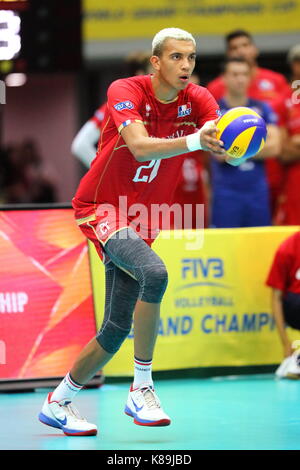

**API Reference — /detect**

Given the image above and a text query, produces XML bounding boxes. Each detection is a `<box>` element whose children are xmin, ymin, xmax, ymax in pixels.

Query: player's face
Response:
<box><xmin>224</xmin><ymin>63</ymin><xmax>251</xmax><ymax>95</ymax></box>
<box><xmin>154</xmin><ymin>39</ymin><xmax>196</xmax><ymax>91</ymax></box>
<box><xmin>227</xmin><ymin>36</ymin><xmax>258</xmax><ymax>64</ymax></box>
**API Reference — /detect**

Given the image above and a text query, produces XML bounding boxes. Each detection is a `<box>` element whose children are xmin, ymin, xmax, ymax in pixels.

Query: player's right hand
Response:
<box><xmin>199</xmin><ymin>119</ymin><xmax>226</xmax><ymax>156</ymax></box>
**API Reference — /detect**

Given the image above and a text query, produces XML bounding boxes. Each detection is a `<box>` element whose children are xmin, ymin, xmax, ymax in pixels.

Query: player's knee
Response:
<box><xmin>140</xmin><ymin>263</ymin><xmax>168</xmax><ymax>303</ymax></box>
<box><xmin>96</xmin><ymin>321</ymin><xmax>131</xmax><ymax>354</ymax></box>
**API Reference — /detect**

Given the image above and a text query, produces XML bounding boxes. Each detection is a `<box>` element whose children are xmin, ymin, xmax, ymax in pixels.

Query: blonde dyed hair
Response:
<box><xmin>152</xmin><ymin>28</ymin><xmax>196</xmax><ymax>57</ymax></box>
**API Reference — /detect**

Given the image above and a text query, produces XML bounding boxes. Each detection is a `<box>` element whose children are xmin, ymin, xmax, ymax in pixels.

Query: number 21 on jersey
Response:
<box><xmin>132</xmin><ymin>160</ymin><xmax>161</xmax><ymax>183</ymax></box>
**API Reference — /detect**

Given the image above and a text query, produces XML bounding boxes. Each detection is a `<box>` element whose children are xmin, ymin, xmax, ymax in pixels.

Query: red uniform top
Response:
<box><xmin>74</xmin><ymin>75</ymin><xmax>218</xmax><ymax>222</ymax></box>
<box><xmin>266</xmin><ymin>231</ymin><xmax>300</xmax><ymax>294</ymax></box>
<box><xmin>275</xmin><ymin>87</ymin><xmax>300</xmax><ymax>225</ymax></box>
<box><xmin>89</xmin><ymin>102</ymin><xmax>107</xmax><ymax>131</ymax></box>
<box><xmin>208</xmin><ymin>67</ymin><xmax>290</xmax><ymax>215</ymax></box>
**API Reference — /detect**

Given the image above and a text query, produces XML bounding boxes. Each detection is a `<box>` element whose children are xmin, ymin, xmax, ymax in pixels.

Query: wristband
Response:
<box><xmin>186</xmin><ymin>130</ymin><xmax>203</xmax><ymax>152</ymax></box>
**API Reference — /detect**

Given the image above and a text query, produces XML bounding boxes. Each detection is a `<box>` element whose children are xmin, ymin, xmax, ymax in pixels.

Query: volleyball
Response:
<box><xmin>216</xmin><ymin>106</ymin><xmax>267</xmax><ymax>159</ymax></box>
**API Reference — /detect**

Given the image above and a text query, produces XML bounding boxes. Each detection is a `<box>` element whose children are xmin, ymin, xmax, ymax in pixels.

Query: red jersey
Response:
<box><xmin>74</xmin><ymin>75</ymin><xmax>218</xmax><ymax>215</ymax></box>
<box><xmin>89</xmin><ymin>102</ymin><xmax>107</xmax><ymax>131</ymax></box>
<box><xmin>266</xmin><ymin>231</ymin><xmax>300</xmax><ymax>294</ymax></box>
<box><xmin>275</xmin><ymin>88</ymin><xmax>300</xmax><ymax>225</ymax></box>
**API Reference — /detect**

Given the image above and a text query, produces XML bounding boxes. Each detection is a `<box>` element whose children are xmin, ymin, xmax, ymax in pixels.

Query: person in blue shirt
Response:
<box><xmin>210</xmin><ymin>57</ymin><xmax>281</xmax><ymax>228</ymax></box>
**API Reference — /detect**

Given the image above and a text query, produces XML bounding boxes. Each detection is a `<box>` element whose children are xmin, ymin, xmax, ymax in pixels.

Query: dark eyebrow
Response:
<box><xmin>169</xmin><ymin>52</ymin><xmax>196</xmax><ymax>57</ymax></box>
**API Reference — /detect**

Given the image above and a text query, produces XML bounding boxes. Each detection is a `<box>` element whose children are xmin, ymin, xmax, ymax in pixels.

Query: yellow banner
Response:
<box><xmin>89</xmin><ymin>226</ymin><xmax>300</xmax><ymax>376</ymax></box>
<box><xmin>83</xmin><ymin>0</ymin><xmax>300</xmax><ymax>40</ymax></box>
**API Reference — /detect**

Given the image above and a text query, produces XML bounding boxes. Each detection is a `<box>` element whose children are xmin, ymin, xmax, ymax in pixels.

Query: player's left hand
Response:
<box><xmin>199</xmin><ymin>119</ymin><xmax>226</xmax><ymax>155</ymax></box>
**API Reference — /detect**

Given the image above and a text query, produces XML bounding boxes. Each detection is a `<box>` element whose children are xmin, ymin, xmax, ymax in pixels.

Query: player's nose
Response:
<box><xmin>181</xmin><ymin>59</ymin><xmax>190</xmax><ymax>71</ymax></box>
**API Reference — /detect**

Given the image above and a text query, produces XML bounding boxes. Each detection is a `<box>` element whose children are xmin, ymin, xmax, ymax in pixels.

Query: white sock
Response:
<box><xmin>51</xmin><ymin>372</ymin><xmax>83</xmax><ymax>403</ymax></box>
<box><xmin>133</xmin><ymin>357</ymin><xmax>153</xmax><ymax>389</ymax></box>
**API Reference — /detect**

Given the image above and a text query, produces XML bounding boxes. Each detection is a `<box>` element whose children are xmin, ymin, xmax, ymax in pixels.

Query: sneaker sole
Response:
<box><xmin>38</xmin><ymin>412</ymin><xmax>98</xmax><ymax>436</ymax></box>
<box><xmin>286</xmin><ymin>373</ymin><xmax>300</xmax><ymax>380</ymax></box>
<box><xmin>124</xmin><ymin>407</ymin><xmax>171</xmax><ymax>427</ymax></box>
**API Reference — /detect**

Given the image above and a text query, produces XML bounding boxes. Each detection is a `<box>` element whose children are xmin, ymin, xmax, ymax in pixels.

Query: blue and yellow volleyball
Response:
<box><xmin>216</xmin><ymin>106</ymin><xmax>267</xmax><ymax>159</ymax></box>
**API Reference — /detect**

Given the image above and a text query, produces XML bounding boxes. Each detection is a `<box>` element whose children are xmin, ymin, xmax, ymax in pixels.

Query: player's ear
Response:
<box><xmin>150</xmin><ymin>55</ymin><xmax>160</xmax><ymax>71</ymax></box>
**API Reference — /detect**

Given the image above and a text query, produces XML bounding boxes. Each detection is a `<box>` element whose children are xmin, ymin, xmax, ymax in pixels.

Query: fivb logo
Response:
<box><xmin>0</xmin><ymin>80</ymin><xmax>5</xmax><ymax>104</ymax></box>
<box><xmin>0</xmin><ymin>340</ymin><xmax>6</xmax><ymax>364</ymax></box>
<box><xmin>181</xmin><ymin>258</ymin><xmax>224</xmax><ymax>279</ymax></box>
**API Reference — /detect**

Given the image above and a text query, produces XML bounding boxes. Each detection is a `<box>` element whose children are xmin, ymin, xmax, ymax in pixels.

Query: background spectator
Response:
<box><xmin>207</xmin><ymin>29</ymin><xmax>289</xmax><ymax>218</ymax></box>
<box><xmin>210</xmin><ymin>58</ymin><xmax>281</xmax><ymax>228</ymax></box>
<box><xmin>2</xmin><ymin>140</ymin><xmax>58</xmax><ymax>204</ymax></box>
<box><xmin>266</xmin><ymin>231</ymin><xmax>300</xmax><ymax>378</ymax></box>
<box><xmin>275</xmin><ymin>45</ymin><xmax>300</xmax><ymax>225</ymax></box>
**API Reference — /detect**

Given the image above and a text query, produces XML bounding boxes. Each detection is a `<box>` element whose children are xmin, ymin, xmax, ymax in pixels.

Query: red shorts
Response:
<box><xmin>72</xmin><ymin>198</ymin><xmax>156</xmax><ymax>263</ymax></box>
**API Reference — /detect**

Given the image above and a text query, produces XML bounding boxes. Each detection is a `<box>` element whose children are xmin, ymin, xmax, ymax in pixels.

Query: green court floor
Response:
<box><xmin>0</xmin><ymin>375</ymin><xmax>300</xmax><ymax>450</ymax></box>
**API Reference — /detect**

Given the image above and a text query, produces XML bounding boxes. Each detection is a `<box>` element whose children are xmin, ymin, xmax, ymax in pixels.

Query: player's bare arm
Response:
<box><xmin>120</xmin><ymin>119</ymin><xmax>225</xmax><ymax>162</ymax></box>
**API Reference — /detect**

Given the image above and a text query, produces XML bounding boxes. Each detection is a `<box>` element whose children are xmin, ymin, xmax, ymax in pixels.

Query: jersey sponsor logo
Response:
<box><xmin>178</xmin><ymin>102</ymin><xmax>192</xmax><ymax>117</ymax></box>
<box><xmin>114</xmin><ymin>100</ymin><xmax>134</xmax><ymax>111</ymax></box>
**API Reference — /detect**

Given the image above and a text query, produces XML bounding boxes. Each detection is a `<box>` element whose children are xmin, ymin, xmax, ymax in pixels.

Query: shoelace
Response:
<box><xmin>60</xmin><ymin>402</ymin><xmax>86</xmax><ymax>422</ymax></box>
<box><xmin>141</xmin><ymin>387</ymin><xmax>161</xmax><ymax>410</ymax></box>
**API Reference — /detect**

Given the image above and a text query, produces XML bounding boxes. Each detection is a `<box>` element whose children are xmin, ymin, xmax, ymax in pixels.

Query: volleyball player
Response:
<box><xmin>207</xmin><ymin>29</ymin><xmax>289</xmax><ymax>216</ymax></box>
<box><xmin>38</xmin><ymin>27</ymin><xmax>226</xmax><ymax>436</ymax></box>
<box><xmin>275</xmin><ymin>44</ymin><xmax>300</xmax><ymax>225</ymax></box>
<box><xmin>266</xmin><ymin>231</ymin><xmax>300</xmax><ymax>378</ymax></box>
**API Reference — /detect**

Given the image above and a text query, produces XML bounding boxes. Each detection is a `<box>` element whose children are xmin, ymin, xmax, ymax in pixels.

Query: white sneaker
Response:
<box><xmin>275</xmin><ymin>357</ymin><xmax>292</xmax><ymax>378</ymax></box>
<box><xmin>38</xmin><ymin>392</ymin><xmax>98</xmax><ymax>436</ymax></box>
<box><xmin>125</xmin><ymin>384</ymin><xmax>171</xmax><ymax>427</ymax></box>
<box><xmin>275</xmin><ymin>354</ymin><xmax>300</xmax><ymax>379</ymax></box>
<box><xmin>286</xmin><ymin>353</ymin><xmax>300</xmax><ymax>379</ymax></box>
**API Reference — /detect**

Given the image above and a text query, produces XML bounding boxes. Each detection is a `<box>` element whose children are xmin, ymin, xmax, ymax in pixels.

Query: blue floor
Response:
<box><xmin>1</xmin><ymin>375</ymin><xmax>300</xmax><ymax>450</ymax></box>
